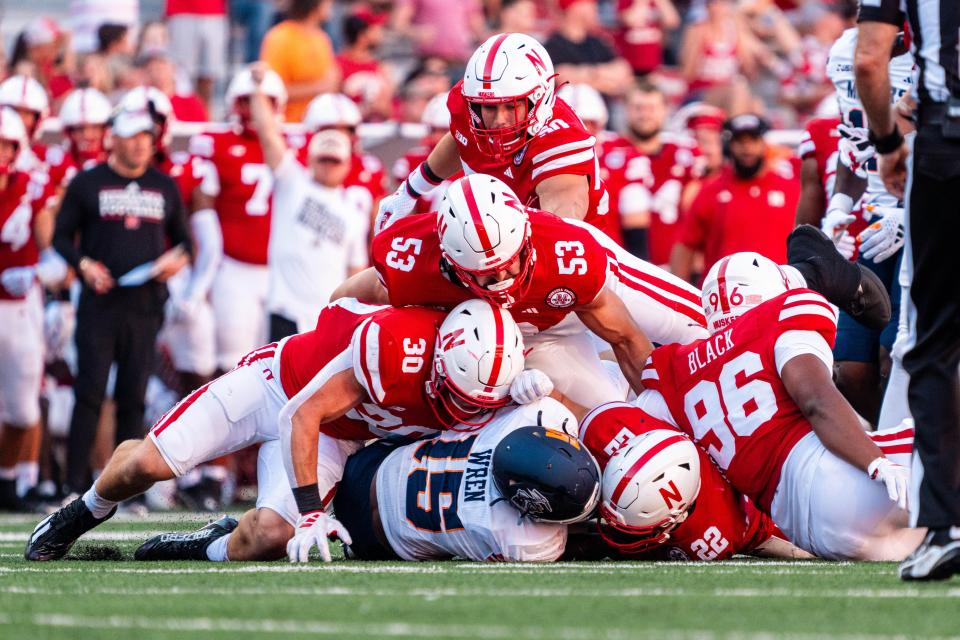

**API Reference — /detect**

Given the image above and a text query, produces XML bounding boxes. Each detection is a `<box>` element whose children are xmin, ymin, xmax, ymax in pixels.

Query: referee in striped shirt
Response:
<box><xmin>855</xmin><ymin>0</ymin><xmax>960</xmax><ymax>580</ymax></box>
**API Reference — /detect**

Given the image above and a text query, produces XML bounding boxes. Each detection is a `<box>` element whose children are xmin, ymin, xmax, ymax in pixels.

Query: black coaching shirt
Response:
<box><xmin>54</xmin><ymin>162</ymin><xmax>191</xmax><ymax>308</ymax></box>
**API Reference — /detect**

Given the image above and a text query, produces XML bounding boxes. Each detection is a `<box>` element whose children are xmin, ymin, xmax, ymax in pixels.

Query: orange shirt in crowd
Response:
<box><xmin>260</xmin><ymin>21</ymin><xmax>335</xmax><ymax>122</ymax></box>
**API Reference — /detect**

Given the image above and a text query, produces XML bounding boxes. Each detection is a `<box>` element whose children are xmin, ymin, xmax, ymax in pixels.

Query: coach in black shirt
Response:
<box><xmin>54</xmin><ymin>106</ymin><xmax>191</xmax><ymax>492</ymax></box>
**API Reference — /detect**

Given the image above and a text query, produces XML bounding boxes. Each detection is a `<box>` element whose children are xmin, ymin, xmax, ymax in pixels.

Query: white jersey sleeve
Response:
<box><xmin>773</xmin><ymin>329</ymin><xmax>834</xmax><ymax>376</ymax></box>
<box><xmin>375</xmin><ymin>399</ymin><xmax>572</xmax><ymax>562</ymax></box>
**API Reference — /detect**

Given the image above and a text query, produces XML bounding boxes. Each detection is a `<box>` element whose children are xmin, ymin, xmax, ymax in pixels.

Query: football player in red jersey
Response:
<box><xmin>600</xmin><ymin>82</ymin><xmax>704</xmax><ymax>266</ymax></box>
<box><xmin>25</xmin><ymin>298</ymin><xmax>530</xmax><ymax>561</ymax></box>
<box><xmin>377</xmin><ymin>33</ymin><xmax>614</xmax><ymax>237</ymax></box>
<box><xmin>0</xmin><ymin>108</ymin><xmax>66</xmax><ymax>510</ymax></box>
<box><xmin>189</xmin><ymin>66</ymin><xmax>288</xmax><ymax>374</ymax></box>
<box><xmin>578</xmin><ymin>402</ymin><xmax>807</xmax><ymax>561</ymax></box>
<box><xmin>631</xmin><ymin>251</ymin><xmax>922</xmax><ymax>560</ymax></box>
<box><xmin>302</xmin><ymin>92</ymin><xmax>386</xmax><ymax>235</ymax></box>
<box><xmin>342</xmin><ymin>173</ymin><xmax>709</xmax><ymax>409</ymax></box>
<box><xmin>46</xmin><ymin>88</ymin><xmax>111</xmax><ymax>194</ymax></box>
<box><xmin>0</xmin><ymin>75</ymin><xmax>50</xmax><ymax>178</ymax></box>
<box><xmin>794</xmin><ymin>116</ymin><xmax>841</xmax><ymax>228</ymax></box>
<box><xmin>391</xmin><ymin>93</ymin><xmax>461</xmax><ymax>214</ymax></box>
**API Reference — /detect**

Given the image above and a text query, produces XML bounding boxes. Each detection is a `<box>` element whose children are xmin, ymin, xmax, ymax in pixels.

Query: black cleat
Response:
<box><xmin>786</xmin><ymin>225</ymin><xmax>891</xmax><ymax>330</ymax></box>
<box><xmin>900</xmin><ymin>527</ymin><xmax>960</xmax><ymax>581</ymax></box>
<box><xmin>24</xmin><ymin>497</ymin><xmax>116</xmax><ymax>561</ymax></box>
<box><xmin>177</xmin><ymin>477</ymin><xmax>223</xmax><ymax>512</ymax></box>
<box><xmin>135</xmin><ymin>515</ymin><xmax>238</xmax><ymax>561</ymax></box>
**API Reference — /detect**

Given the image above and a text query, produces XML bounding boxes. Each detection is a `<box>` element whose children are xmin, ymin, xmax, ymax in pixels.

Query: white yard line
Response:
<box><xmin>0</xmin><ymin>613</ymin><xmax>949</xmax><ymax>640</ymax></box>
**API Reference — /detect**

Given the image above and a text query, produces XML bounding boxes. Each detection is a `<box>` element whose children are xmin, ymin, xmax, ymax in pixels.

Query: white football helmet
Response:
<box><xmin>303</xmin><ymin>92</ymin><xmax>361</xmax><ymax>132</ymax></box>
<box><xmin>118</xmin><ymin>86</ymin><xmax>175</xmax><ymax>149</ymax></box>
<box><xmin>226</xmin><ymin>66</ymin><xmax>288</xmax><ymax>112</ymax></box>
<box><xmin>599</xmin><ymin>429</ymin><xmax>702</xmax><ymax>553</ymax></box>
<box><xmin>701</xmin><ymin>252</ymin><xmax>790</xmax><ymax>333</ymax></box>
<box><xmin>0</xmin><ymin>75</ymin><xmax>49</xmax><ymax>136</ymax></box>
<box><xmin>438</xmin><ymin>174</ymin><xmax>534</xmax><ymax>307</ymax></box>
<box><xmin>421</xmin><ymin>92</ymin><xmax>451</xmax><ymax>130</ymax></box>
<box><xmin>462</xmin><ymin>33</ymin><xmax>557</xmax><ymax>159</ymax></box>
<box><xmin>557</xmin><ymin>83</ymin><xmax>608</xmax><ymax>131</ymax></box>
<box><xmin>59</xmin><ymin>88</ymin><xmax>112</xmax><ymax>128</ymax></box>
<box><xmin>427</xmin><ymin>298</ymin><xmax>525</xmax><ymax>430</ymax></box>
<box><xmin>0</xmin><ymin>107</ymin><xmax>27</xmax><ymax>173</ymax></box>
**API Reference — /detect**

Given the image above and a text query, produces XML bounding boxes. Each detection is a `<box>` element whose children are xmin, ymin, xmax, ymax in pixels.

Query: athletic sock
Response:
<box><xmin>15</xmin><ymin>461</ymin><xmax>39</xmax><ymax>497</ymax></box>
<box><xmin>206</xmin><ymin>532</ymin><xmax>232</xmax><ymax>561</ymax></box>
<box><xmin>82</xmin><ymin>486</ymin><xmax>119</xmax><ymax>519</ymax></box>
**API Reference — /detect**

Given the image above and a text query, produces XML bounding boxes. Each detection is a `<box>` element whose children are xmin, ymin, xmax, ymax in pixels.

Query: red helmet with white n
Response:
<box><xmin>59</xmin><ymin>88</ymin><xmax>112</xmax><ymax>128</ymax></box>
<box><xmin>0</xmin><ymin>108</ymin><xmax>27</xmax><ymax>174</ymax></box>
<box><xmin>226</xmin><ymin>66</ymin><xmax>288</xmax><ymax>113</ymax></box>
<box><xmin>303</xmin><ymin>92</ymin><xmax>361</xmax><ymax>133</ymax></box>
<box><xmin>462</xmin><ymin>33</ymin><xmax>556</xmax><ymax>159</ymax></box>
<box><xmin>427</xmin><ymin>299</ymin><xmax>525</xmax><ymax>430</ymax></box>
<box><xmin>438</xmin><ymin>174</ymin><xmax>534</xmax><ymax>307</ymax></box>
<box><xmin>599</xmin><ymin>429</ymin><xmax>702</xmax><ymax>553</ymax></box>
<box><xmin>0</xmin><ymin>75</ymin><xmax>49</xmax><ymax>138</ymax></box>
<box><xmin>701</xmin><ymin>252</ymin><xmax>790</xmax><ymax>333</ymax></box>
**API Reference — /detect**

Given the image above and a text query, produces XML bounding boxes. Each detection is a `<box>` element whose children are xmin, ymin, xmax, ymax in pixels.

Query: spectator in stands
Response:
<box><xmin>8</xmin><ymin>18</ymin><xmax>75</xmax><ymax>102</ymax></box>
<box><xmin>139</xmin><ymin>50</ymin><xmax>209</xmax><ymax>122</ymax></box>
<box><xmin>230</xmin><ymin>0</ymin><xmax>276</xmax><ymax>63</ymax></box>
<box><xmin>499</xmin><ymin>0</ymin><xmax>539</xmax><ymax>36</ymax></box>
<box><xmin>337</xmin><ymin>9</ymin><xmax>395</xmax><ymax>122</ymax></box>
<box><xmin>95</xmin><ymin>24</ymin><xmax>138</xmax><ymax>95</ymax></box>
<box><xmin>614</xmin><ymin>0</ymin><xmax>681</xmax><ymax>77</ymax></box>
<box><xmin>778</xmin><ymin>6</ymin><xmax>850</xmax><ymax>118</ymax></box>
<box><xmin>670</xmin><ymin>114</ymin><xmax>799</xmax><ymax>283</ymax></box>
<box><xmin>136</xmin><ymin>21</ymin><xmax>172</xmax><ymax>58</ymax></box>
<box><xmin>69</xmin><ymin>0</ymin><xmax>139</xmax><ymax>55</ymax></box>
<box><xmin>165</xmin><ymin>0</ymin><xmax>229</xmax><ymax>114</ymax></box>
<box><xmin>544</xmin><ymin>0</ymin><xmax>633</xmax><ymax>98</ymax></box>
<box><xmin>260</xmin><ymin>0</ymin><xmax>339</xmax><ymax>123</ymax></box>
<box><xmin>395</xmin><ymin>59</ymin><xmax>451</xmax><ymax>123</ymax></box>
<box><xmin>393</xmin><ymin>0</ymin><xmax>487</xmax><ymax>66</ymax></box>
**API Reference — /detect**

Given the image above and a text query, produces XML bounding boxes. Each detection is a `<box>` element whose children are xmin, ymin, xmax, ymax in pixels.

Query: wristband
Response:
<box><xmin>868</xmin><ymin>126</ymin><xmax>904</xmax><ymax>155</ymax></box>
<box><xmin>292</xmin><ymin>484</ymin><xmax>324</xmax><ymax>515</ymax></box>
<box><xmin>405</xmin><ymin>161</ymin><xmax>442</xmax><ymax>198</ymax></box>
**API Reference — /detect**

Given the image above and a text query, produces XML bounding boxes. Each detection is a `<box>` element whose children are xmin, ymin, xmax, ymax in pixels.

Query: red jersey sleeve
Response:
<box><xmin>526</xmin><ymin>100</ymin><xmax>599</xmax><ymax>190</ymax></box>
<box><xmin>530</xmin><ymin>212</ymin><xmax>609</xmax><ymax>307</ymax></box>
<box><xmin>770</xmin><ymin>289</ymin><xmax>839</xmax><ymax>349</ymax></box>
<box><xmin>579</xmin><ymin>402</ymin><xmax>682</xmax><ymax>469</ymax></box>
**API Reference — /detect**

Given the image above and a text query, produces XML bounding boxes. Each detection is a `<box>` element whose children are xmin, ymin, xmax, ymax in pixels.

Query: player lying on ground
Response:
<box><xmin>628</xmin><ymin>252</ymin><xmax>922</xmax><ymax>560</ymax></box>
<box><xmin>24</xmin><ymin>299</ymin><xmax>536</xmax><ymax>561</ymax></box>
<box><xmin>138</xmin><ymin>398</ymin><xmax>601</xmax><ymax>563</ymax></box>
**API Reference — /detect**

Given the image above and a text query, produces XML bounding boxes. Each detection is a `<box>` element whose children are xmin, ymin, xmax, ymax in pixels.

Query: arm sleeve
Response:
<box><xmin>857</xmin><ymin>0</ymin><xmax>906</xmax><ymax>26</ymax></box>
<box><xmin>633</xmin><ymin>389</ymin><xmax>681</xmax><ymax>428</ymax></box>
<box><xmin>183</xmin><ymin>209</ymin><xmax>223</xmax><ymax>300</ymax></box>
<box><xmin>273</xmin><ymin>150</ymin><xmax>306</xmax><ymax>187</ymax></box>
<box><xmin>52</xmin><ymin>175</ymin><xmax>84</xmax><ymax>269</ymax></box>
<box><xmin>165</xmin><ymin>180</ymin><xmax>193</xmax><ymax>255</ymax></box>
<box><xmin>773</xmin><ymin>330</ymin><xmax>834</xmax><ymax>376</ymax></box>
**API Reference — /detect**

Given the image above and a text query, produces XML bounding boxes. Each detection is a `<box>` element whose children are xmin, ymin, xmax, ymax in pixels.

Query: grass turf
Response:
<box><xmin>0</xmin><ymin>513</ymin><xmax>958</xmax><ymax>639</ymax></box>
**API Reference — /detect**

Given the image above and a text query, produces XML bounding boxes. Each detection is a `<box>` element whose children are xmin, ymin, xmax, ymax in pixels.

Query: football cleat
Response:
<box><xmin>135</xmin><ymin>515</ymin><xmax>238</xmax><ymax>561</ymax></box>
<box><xmin>899</xmin><ymin>527</ymin><xmax>960</xmax><ymax>581</ymax></box>
<box><xmin>786</xmin><ymin>225</ymin><xmax>891</xmax><ymax>330</ymax></box>
<box><xmin>24</xmin><ymin>497</ymin><xmax>116</xmax><ymax>561</ymax></box>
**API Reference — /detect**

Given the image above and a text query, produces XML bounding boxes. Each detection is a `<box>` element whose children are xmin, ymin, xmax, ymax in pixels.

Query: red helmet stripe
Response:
<box><xmin>460</xmin><ymin>177</ymin><xmax>497</xmax><ymax>259</ymax></box>
<box><xmin>716</xmin><ymin>256</ymin><xmax>732</xmax><ymax>314</ymax></box>
<box><xmin>610</xmin><ymin>434</ymin><xmax>689</xmax><ymax>503</ymax></box>
<box><xmin>482</xmin><ymin>34</ymin><xmax>510</xmax><ymax>85</ymax></box>
<box><xmin>484</xmin><ymin>303</ymin><xmax>506</xmax><ymax>391</ymax></box>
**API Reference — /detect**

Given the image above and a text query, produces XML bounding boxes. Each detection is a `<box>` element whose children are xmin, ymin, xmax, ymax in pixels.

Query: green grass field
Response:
<box><xmin>0</xmin><ymin>512</ymin><xmax>958</xmax><ymax>640</ymax></box>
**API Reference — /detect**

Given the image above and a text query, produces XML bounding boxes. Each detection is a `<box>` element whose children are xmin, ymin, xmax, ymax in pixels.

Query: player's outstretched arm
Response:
<box><xmin>329</xmin><ymin>267</ymin><xmax>390</xmax><ymax>304</ymax></box>
<box><xmin>536</xmin><ymin>174</ymin><xmax>590</xmax><ymax>220</ymax></box>
<box><xmin>249</xmin><ymin>63</ymin><xmax>287</xmax><ymax>171</ymax></box>
<box><xmin>424</xmin><ymin>132</ymin><xmax>462</xmax><ymax>181</ymax></box>
<box><xmin>576</xmin><ymin>287</ymin><xmax>654</xmax><ymax>394</ymax></box>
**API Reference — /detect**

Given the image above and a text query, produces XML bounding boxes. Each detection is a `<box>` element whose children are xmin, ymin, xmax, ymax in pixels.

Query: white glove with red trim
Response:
<box><xmin>820</xmin><ymin>209</ymin><xmax>856</xmax><ymax>260</ymax></box>
<box><xmin>286</xmin><ymin>510</ymin><xmax>352</xmax><ymax>563</ymax></box>
<box><xmin>868</xmin><ymin>456</ymin><xmax>909</xmax><ymax>511</ymax></box>
<box><xmin>374</xmin><ymin>184</ymin><xmax>417</xmax><ymax>235</ymax></box>
<box><xmin>510</xmin><ymin>369</ymin><xmax>555</xmax><ymax>405</ymax></box>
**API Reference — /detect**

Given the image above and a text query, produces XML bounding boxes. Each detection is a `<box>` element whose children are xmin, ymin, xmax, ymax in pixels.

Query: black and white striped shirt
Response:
<box><xmin>859</xmin><ymin>0</ymin><xmax>959</xmax><ymax>103</ymax></box>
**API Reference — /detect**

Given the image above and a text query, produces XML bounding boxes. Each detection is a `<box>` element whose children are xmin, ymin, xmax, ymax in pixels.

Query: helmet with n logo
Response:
<box><xmin>438</xmin><ymin>174</ymin><xmax>535</xmax><ymax>307</ymax></box>
<box><xmin>462</xmin><ymin>33</ymin><xmax>557</xmax><ymax>159</ymax></box>
<box><xmin>701</xmin><ymin>252</ymin><xmax>790</xmax><ymax>333</ymax></box>
<box><xmin>426</xmin><ymin>298</ymin><xmax>525</xmax><ymax>430</ymax></box>
<box><xmin>599</xmin><ymin>429</ymin><xmax>701</xmax><ymax>553</ymax></box>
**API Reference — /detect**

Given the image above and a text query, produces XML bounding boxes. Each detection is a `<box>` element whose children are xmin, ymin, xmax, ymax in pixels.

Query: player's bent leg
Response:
<box><xmin>525</xmin><ymin>332</ymin><xmax>626</xmax><ymax>407</ymax></box>
<box><xmin>225</xmin><ymin>507</ymin><xmax>292</xmax><ymax>561</ymax></box>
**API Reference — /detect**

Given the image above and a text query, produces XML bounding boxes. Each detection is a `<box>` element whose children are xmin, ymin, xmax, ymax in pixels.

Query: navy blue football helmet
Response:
<box><xmin>492</xmin><ymin>426</ymin><xmax>600</xmax><ymax>524</ymax></box>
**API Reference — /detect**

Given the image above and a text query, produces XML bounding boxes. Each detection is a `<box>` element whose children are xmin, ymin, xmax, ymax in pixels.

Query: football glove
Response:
<box><xmin>286</xmin><ymin>510</ymin><xmax>352</xmax><ymax>563</ymax></box>
<box><xmin>374</xmin><ymin>184</ymin><xmax>418</xmax><ymax>235</ymax></box>
<box><xmin>837</xmin><ymin>124</ymin><xmax>874</xmax><ymax>178</ymax></box>
<box><xmin>858</xmin><ymin>205</ymin><xmax>905</xmax><ymax>263</ymax></box>
<box><xmin>510</xmin><ymin>369</ymin><xmax>555</xmax><ymax>405</ymax></box>
<box><xmin>820</xmin><ymin>209</ymin><xmax>857</xmax><ymax>260</ymax></box>
<box><xmin>868</xmin><ymin>456</ymin><xmax>910</xmax><ymax>511</ymax></box>
<box><xmin>0</xmin><ymin>266</ymin><xmax>36</xmax><ymax>297</ymax></box>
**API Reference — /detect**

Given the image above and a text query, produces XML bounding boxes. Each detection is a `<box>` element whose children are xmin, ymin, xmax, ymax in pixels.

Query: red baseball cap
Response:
<box><xmin>558</xmin><ymin>0</ymin><xmax>596</xmax><ymax>10</ymax></box>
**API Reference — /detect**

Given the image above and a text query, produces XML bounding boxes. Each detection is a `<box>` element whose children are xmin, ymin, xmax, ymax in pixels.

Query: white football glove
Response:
<box><xmin>510</xmin><ymin>369</ymin><xmax>555</xmax><ymax>405</ymax></box>
<box><xmin>286</xmin><ymin>510</ymin><xmax>352</xmax><ymax>563</ymax></box>
<box><xmin>374</xmin><ymin>185</ymin><xmax>418</xmax><ymax>236</ymax></box>
<box><xmin>858</xmin><ymin>205</ymin><xmax>905</xmax><ymax>263</ymax></box>
<box><xmin>1</xmin><ymin>266</ymin><xmax>37</xmax><ymax>297</ymax></box>
<box><xmin>837</xmin><ymin>124</ymin><xmax>874</xmax><ymax>178</ymax></box>
<box><xmin>820</xmin><ymin>209</ymin><xmax>857</xmax><ymax>260</ymax></box>
<box><xmin>868</xmin><ymin>456</ymin><xmax>910</xmax><ymax>511</ymax></box>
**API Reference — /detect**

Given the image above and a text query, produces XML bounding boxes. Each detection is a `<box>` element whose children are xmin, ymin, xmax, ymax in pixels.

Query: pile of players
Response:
<box><xmin>20</xmin><ymin>32</ymin><xmax>923</xmax><ymax>565</ymax></box>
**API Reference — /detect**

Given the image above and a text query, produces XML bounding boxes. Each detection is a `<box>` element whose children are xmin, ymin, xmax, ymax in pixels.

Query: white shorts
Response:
<box><xmin>167</xmin><ymin>14</ymin><xmax>228</xmax><ymax>81</ymax></box>
<box><xmin>211</xmin><ymin>257</ymin><xmax>269</xmax><ymax>371</ymax></box>
<box><xmin>525</xmin><ymin>330</ymin><xmax>627</xmax><ymax>408</ymax></box>
<box><xmin>0</xmin><ymin>290</ymin><xmax>44</xmax><ymax>426</ymax></box>
<box><xmin>149</xmin><ymin>347</ymin><xmax>284</xmax><ymax>477</ymax></box>
<box><xmin>771</xmin><ymin>432</ymin><xmax>923</xmax><ymax>560</ymax></box>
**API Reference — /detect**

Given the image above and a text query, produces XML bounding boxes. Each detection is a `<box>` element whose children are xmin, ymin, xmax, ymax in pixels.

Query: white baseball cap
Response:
<box><xmin>307</xmin><ymin>129</ymin><xmax>351</xmax><ymax>162</ymax></box>
<box><xmin>111</xmin><ymin>108</ymin><xmax>156</xmax><ymax>138</ymax></box>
